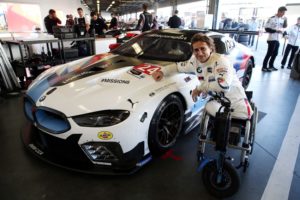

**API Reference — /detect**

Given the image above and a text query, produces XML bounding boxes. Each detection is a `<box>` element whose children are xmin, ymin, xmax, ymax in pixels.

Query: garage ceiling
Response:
<box><xmin>82</xmin><ymin>0</ymin><xmax>166</xmax><ymax>14</ymax></box>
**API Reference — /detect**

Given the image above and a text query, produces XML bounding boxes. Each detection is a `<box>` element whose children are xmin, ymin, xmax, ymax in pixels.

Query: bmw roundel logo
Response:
<box><xmin>39</xmin><ymin>95</ymin><xmax>46</xmax><ymax>102</ymax></box>
<box><xmin>197</xmin><ymin>67</ymin><xmax>202</xmax><ymax>73</ymax></box>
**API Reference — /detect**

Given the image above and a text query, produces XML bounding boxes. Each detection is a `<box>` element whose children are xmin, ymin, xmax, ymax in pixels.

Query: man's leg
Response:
<box><xmin>269</xmin><ymin>41</ymin><xmax>280</xmax><ymax>71</ymax></box>
<box><xmin>287</xmin><ymin>46</ymin><xmax>299</xmax><ymax>69</ymax></box>
<box><xmin>281</xmin><ymin>44</ymin><xmax>292</xmax><ymax>68</ymax></box>
<box><xmin>262</xmin><ymin>41</ymin><xmax>275</xmax><ymax>71</ymax></box>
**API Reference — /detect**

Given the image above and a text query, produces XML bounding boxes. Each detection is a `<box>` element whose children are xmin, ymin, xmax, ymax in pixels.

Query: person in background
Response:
<box><xmin>109</xmin><ymin>13</ymin><xmax>118</xmax><ymax>29</ymax></box>
<box><xmin>262</xmin><ymin>6</ymin><xmax>287</xmax><ymax>72</ymax></box>
<box><xmin>90</xmin><ymin>11</ymin><xmax>108</xmax><ymax>36</ymax></box>
<box><xmin>44</xmin><ymin>9</ymin><xmax>61</xmax><ymax>34</ymax></box>
<box><xmin>152</xmin><ymin>33</ymin><xmax>252</xmax><ymax>119</ymax></box>
<box><xmin>281</xmin><ymin>17</ymin><xmax>300</xmax><ymax>69</ymax></box>
<box><xmin>151</xmin><ymin>15</ymin><xmax>159</xmax><ymax>30</ymax></box>
<box><xmin>136</xmin><ymin>3</ymin><xmax>152</xmax><ymax>32</ymax></box>
<box><xmin>65</xmin><ymin>14</ymin><xmax>74</xmax><ymax>26</ymax></box>
<box><xmin>74</xmin><ymin>7</ymin><xmax>90</xmax><ymax>32</ymax></box>
<box><xmin>167</xmin><ymin>10</ymin><xmax>181</xmax><ymax>28</ymax></box>
<box><xmin>248</xmin><ymin>17</ymin><xmax>258</xmax><ymax>46</ymax></box>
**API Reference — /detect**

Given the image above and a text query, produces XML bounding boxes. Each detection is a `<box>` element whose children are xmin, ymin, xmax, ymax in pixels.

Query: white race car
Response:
<box><xmin>22</xmin><ymin>29</ymin><xmax>255</xmax><ymax>174</ymax></box>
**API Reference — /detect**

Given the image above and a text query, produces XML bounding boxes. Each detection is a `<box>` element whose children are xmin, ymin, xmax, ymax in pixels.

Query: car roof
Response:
<box><xmin>142</xmin><ymin>29</ymin><xmax>224</xmax><ymax>42</ymax></box>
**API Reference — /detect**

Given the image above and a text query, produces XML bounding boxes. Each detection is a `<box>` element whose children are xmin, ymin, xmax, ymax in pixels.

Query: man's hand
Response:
<box><xmin>191</xmin><ymin>88</ymin><xmax>202</xmax><ymax>102</ymax></box>
<box><xmin>152</xmin><ymin>71</ymin><xmax>164</xmax><ymax>81</ymax></box>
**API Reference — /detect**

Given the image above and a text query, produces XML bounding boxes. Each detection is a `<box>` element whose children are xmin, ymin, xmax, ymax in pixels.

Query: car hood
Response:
<box><xmin>27</xmin><ymin>53</ymin><xmax>173</xmax><ymax>116</ymax></box>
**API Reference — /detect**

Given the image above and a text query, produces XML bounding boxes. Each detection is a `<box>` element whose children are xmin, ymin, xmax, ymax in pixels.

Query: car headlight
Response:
<box><xmin>73</xmin><ymin>110</ymin><xmax>130</xmax><ymax>127</ymax></box>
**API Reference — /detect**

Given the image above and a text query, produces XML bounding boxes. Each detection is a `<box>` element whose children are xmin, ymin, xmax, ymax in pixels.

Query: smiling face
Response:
<box><xmin>192</xmin><ymin>41</ymin><xmax>213</xmax><ymax>63</ymax></box>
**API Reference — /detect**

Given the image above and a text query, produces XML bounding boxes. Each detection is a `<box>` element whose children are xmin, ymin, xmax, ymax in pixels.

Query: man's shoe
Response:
<box><xmin>287</xmin><ymin>66</ymin><xmax>292</xmax><ymax>69</ymax></box>
<box><xmin>281</xmin><ymin>65</ymin><xmax>284</xmax><ymax>69</ymax></box>
<box><xmin>262</xmin><ymin>68</ymin><xmax>271</xmax><ymax>72</ymax></box>
<box><xmin>269</xmin><ymin>67</ymin><xmax>278</xmax><ymax>71</ymax></box>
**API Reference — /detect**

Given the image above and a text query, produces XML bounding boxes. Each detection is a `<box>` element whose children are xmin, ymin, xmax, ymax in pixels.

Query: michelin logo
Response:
<box><xmin>101</xmin><ymin>78</ymin><xmax>130</xmax><ymax>84</ymax></box>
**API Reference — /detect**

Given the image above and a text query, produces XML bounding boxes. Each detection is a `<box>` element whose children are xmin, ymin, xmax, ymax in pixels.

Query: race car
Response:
<box><xmin>21</xmin><ymin>29</ymin><xmax>255</xmax><ymax>174</ymax></box>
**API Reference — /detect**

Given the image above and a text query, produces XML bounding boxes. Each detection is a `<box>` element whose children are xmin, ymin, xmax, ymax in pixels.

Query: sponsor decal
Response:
<box><xmin>29</xmin><ymin>144</ymin><xmax>44</xmax><ymax>155</ymax></box>
<box><xmin>216</xmin><ymin>67</ymin><xmax>228</xmax><ymax>73</ymax></box>
<box><xmin>133</xmin><ymin>63</ymin><xmax>161</xmax><ymax>75</ymax></box>
<box><xmin>207</xmin><ymin>67</ymin><xmax>212</xmax><ymax>73</ymax></box>
<box><xmin>39</xmin><ymin>95</ymin><xmax>46</xmax><ymax>102</ymax></box>
<box><xmin>97</xmin><ymin>131</ymin><xmax>113</xmax><ymax>140</ymax></box>
<box><xmin>184</xmin><ymin>76</ymin><xmax>191</xmax><ymax>82</ymax></box>
<box><xmin>154</xmin><ymin>82</ymin><xmax>176</xmax><ymax>93</ymax></box>
<box><xmin>217</xmin><ymin>78</ymin><xmax>229</xmax><ymax>89</ymax></box>
<box><xmin>208</xmin><ymin>76</ymin><xmax>216</xmax><ymax>82</ymax></box>
<box><xmin>101</xmin><ymin>78</ymin><xmax>130</xmax><ymax>84</ymax></box>
<box><xmin>62</xmin><ymin>71</ymin><xmax>95</xmax><ymax>84</ymax></box>
<box><xmin>127</xmin><ymin>68</ymin><xmax>145</xmax><ymax>79</ymax></box>
<box><xmin>147</xmin><ymin>34</ymin><xmax>188</xmax><ymax>40</ymax></box>
<box><xmin>196</xmin><ymin>67</ymin><xmax>202</xmax><ymax>73</ymax></box>
<box><xmin>149</xmin><ymin>92</ymin><xmax>155</xmax><ymax>97</ymax></box>
<box><xmin>127</xmin><ymin>99</ymin><xmax>139</xmax><ymax>108</ymax></box>
<box><xmin>198</xmin><ymin>76</ymin><xmax>204</xmax><ymax>81</ymax></box>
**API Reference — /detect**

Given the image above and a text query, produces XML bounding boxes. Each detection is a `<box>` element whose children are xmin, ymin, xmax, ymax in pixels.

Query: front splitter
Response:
<box><xmin>21</xmin><ymin>122</ymin><xmax>151</xmax><ymax>175</ymax></box>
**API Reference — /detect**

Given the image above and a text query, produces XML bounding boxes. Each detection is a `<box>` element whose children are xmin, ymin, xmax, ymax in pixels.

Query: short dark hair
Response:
<box><xmin>278</xmin><ymin>6</ymin><xmax>287</xmax><ymax>12</ymax></box>
<box><xmin>191</xmin><ymin>33</ymin><xmax>215</xmax><ymax>52</ymax></box>
<box><xmin>175</xmin><ymin>10</ymin><xmax>178</xmax><ymax>14</ymax></box>
<box><xmin>49</xmin><ymin>9</ymin><xmax>55</xmax><ymax>14</ymax></box>
<box><xmin>77</xmin><ymin>7</ymin><xmax>83</xmax><ymax>12</ymax></box>
<box><xmin>142</xmin><ymin>3</ymin><xmax>148</xmax><ymax>10</ymax></box>
<box><xmin>90</xmin><ymin>11</ymin><xmax>96</xmax><ymax>17</ymax></box>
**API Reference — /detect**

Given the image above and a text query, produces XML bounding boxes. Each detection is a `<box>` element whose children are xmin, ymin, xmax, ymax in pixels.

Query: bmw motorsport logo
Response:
<box><xmin>39</xmin><ymin>95</ymin><xmax>46</xmax><ymax>102</ymax></box>
<box><xmin>98</xmin><ymin>131</ymin><xmax>113</xmax><ymax>140</ymax></box>
<box><xmin>197</xmin><ymin>67</ymin><xmax>202</xmax><ymax>73</ymax></box>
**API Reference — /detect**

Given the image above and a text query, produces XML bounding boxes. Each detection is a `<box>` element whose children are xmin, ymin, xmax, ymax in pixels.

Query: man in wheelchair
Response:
<box><xmin>153</xmin><ymin>33</ymin><xmax>257</xmax><ymax>198</ymax></box>
<box><xmin>152</xmin><ymin>33</ymin><xmax>253</xmax><ymax>119</ymax></box>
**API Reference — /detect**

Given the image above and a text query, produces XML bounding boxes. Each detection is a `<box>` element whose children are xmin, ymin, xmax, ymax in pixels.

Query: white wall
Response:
<box><xmin>3</xmin><ymin>0</ymin><xmax>89</xmax><ymax>30</ymax></box>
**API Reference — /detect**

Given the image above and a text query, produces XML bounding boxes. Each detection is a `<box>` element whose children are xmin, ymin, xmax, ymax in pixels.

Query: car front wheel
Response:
<box><xmin>242</xmin><ymin>59</ymin><xmax>254</xmax><ymax>89</ymax></box>
<box><xmin>148</xmin><ymin>94</ymin><xmax>184</xmax><ymax>155</ymax></box>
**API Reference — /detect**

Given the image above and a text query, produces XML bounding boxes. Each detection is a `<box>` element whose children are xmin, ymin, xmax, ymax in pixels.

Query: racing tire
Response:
<box><xmin>202</xmin><ymin>160</ymin><xmax>240</xmax><ymax>198</ymax></box>
<box><xmin>242</xmin><ymin>59</ymin><xmax>254</xmax><ymax>89</ymax></box>
<box><xmin>148</xmin><ymin>94</ymin><xmax>184</xmax><ymax>155</ymax></box>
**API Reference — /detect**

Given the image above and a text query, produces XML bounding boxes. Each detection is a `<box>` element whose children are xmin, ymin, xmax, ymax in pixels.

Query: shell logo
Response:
<box><xmin>97</xmin><ymin>131</ymin><xmax>113</xmax><ymax>140</ymax></box>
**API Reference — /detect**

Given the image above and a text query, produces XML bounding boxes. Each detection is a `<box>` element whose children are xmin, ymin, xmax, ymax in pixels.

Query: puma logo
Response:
<box><xmin>127</xmin><ymin>99</ymin><xmax>139</xmax><ymax>108</ymax></box>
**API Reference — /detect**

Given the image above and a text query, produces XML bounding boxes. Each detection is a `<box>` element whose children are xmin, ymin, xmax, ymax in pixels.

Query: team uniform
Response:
<box><xmin>262</xmin><ymin>15</ymin><xmax>287</xmax><ymax>71</ymax></box>
<box><xmin>162</xmin><ymin>53</ymin><xmax>253</xmax><ymax>119</ymax></box>
<box><xmin>136</xmin><ymin>11</ymin><xmax>152</xmax><ymax>32</ymax></box>
<box><xmin>281</xmin><ymin>24</ymin><xmax>300</xmax><ymax>68</ymax></box>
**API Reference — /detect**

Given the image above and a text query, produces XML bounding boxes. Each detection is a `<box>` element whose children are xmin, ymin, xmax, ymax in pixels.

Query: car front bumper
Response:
<box><xmin>21</xmin><ymin>122</ymin><xmax>150</xmax><ymax>175</ymax></box>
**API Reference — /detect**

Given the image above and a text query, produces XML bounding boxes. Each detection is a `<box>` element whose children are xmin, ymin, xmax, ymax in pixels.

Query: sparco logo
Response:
<box><xmin>101</xmin><ymin>78</ymin><xmax>130</xmax><ymax>84</ymax></box>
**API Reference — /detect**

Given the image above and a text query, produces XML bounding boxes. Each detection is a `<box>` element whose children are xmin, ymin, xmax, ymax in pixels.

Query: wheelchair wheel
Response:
<box><xmin>202</xmin><ymin>160</ymin><xmax>240</xmax><ymax>198</ymax></box>
<box><xmin>249</xmin><ymin>103</ymin><xmax>258</xmax><ymax>154</ymax></box>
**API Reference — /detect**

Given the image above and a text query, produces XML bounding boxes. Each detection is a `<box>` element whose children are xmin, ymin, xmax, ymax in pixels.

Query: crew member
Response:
<box><xmin>262</xmin><ymin>6</ymin><xmax>287</xmax><ymax>72</ymax></box>
<box><xmin>90</xmin><ymin>12</ymin><xmax>108</xmax><ymax>36</ymax></box>
<box><xmin>44</xmin><ymin>9</ymin><xmax>61</xmax><ymax>34</ymax></box>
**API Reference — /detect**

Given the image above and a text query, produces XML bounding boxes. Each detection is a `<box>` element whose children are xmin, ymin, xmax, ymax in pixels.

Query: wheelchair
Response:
<box><xmin>197</xmin><ymin>91</ymin><xmax>258</xmax><ymax>198</ymax></box>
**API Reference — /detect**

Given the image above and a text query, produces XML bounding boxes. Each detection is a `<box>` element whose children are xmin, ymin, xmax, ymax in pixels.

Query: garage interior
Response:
<box><xmin>1</xmin><ymin>0</ymin><xmax>300</xmax><ymax>200</ymax></box>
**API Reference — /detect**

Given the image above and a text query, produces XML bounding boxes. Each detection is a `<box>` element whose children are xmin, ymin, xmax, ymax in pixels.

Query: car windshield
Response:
<box><xmin>112</xmin><ymin>34</ymin><xmax>192</xmax><ymax>62</ymax></box>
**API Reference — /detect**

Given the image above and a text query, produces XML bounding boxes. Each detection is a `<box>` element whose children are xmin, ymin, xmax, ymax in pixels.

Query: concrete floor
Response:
<box><xmin>0</xmin><ymin>35</ymin><xmax>300</xmax><ymax>200</ymax></box>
